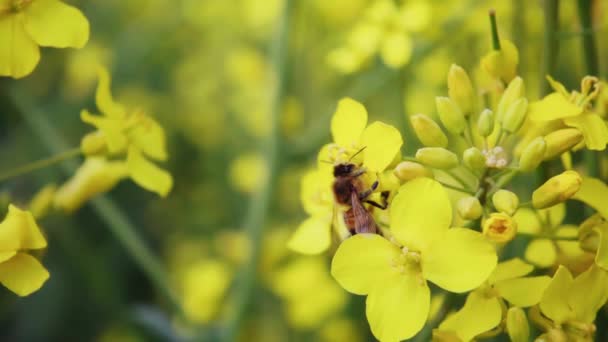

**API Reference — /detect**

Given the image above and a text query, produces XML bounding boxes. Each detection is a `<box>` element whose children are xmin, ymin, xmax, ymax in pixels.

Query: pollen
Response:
<box><xmin>483</xmin><ymin>146</ymin><xmax>509</xmax><ymax>168</ymax></box>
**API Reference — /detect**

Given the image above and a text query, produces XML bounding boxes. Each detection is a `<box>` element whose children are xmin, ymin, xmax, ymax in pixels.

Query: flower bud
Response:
<box><xmin>532</xmin><ymin>170</ymin><xmax>582</xmax><ymax>209</ymax></box>
<box><xmin>506</xmin><ymin>307</ymin><xmax>529</xmax><ymax>342</ymax></box>
<box><xmin>496</xmin><ymin>76</ymin><xmax>524</xmax><ymax>123</ymax></box>
<box><xmin>483</xmin><ymin>212</ymin><xmax>518</xmax><ymax>243</ymax></box>
<box><xmin>477</xmin><ymin>108</ymin><xmax>494</xmax><ymax>137</ymax></box>
<box><xmin>519</xmin><ymin>137</ymin><xmax>546</xmax><ymax>172</ymax></box>
<box><xmin>543</xmin><ymin>128</ymin><xmax>584</xmax><ymax>160</ymax></box>
<box><xmin>415</xmin><ymin>147</ymin><xmax>459</xmax><ymax>169</ymax></box>
<box><xmin>81</xmin><ymin>131</ymin><xmax>108</xmax><ymax>156</ymax></box>
<box><xmin>410</xmin><ymin>114</ymin><xmax>448</xmax><ymax>147</ymax></box>
<box><xmin>463</xmin><ymin>147</ymin><xmax>486</xmax><ymax>172</ymax></box>
<box><xmin>492</xmin><ymin>190</ymin><xmax>519</xmax><ymax>215</ymax></box>
<box><xmin>481</xmin><ymin>39</ymin><xmax>519</xmax><ymax>82</ymax></box>
<box><xmin>457</xmin><ymin>196</ymin><xmax>482</xmax><ymax>220</ymax></box>
<box><xmin>393</xmin><ymin>161</ymin><xmax>433</xmax><ymax>182</ymax></box>
<box><xmin>447</xmin><ymin>64</ymin><xmax>475</xmax><ymax>114</ymax></box>
<box><xmin>435</xmin><ymin>96</ymin><xmax>466</xmax><ymax>134</ymax></box>
<box><xmin>501</xmin><ymin>98</ymin><xmax>528</xmax><ymax>133</ymax></box>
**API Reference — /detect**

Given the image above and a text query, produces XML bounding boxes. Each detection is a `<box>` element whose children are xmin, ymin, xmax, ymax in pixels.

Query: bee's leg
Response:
<box><xmin>358</xmin><ymin>180</ymin><xmax>379</xmax><ymax>199</ymax></box>
<box><xmin>365</xmin><ymin>191</ymin><xmax>389</xmax><ymax>209</ymax></box>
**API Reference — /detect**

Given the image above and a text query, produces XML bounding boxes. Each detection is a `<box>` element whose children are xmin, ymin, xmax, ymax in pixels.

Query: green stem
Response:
<box><xmin>489</xmin><ymin>9</ymin><xmax>501</xmax><ymax>50</ymax></box>
<box><xmin>577</xmin><ymin>0</ymin><xmax>601</xmax><ymax>178</ymax></box>
<box><xmin>221</xmin><ymin>2</ymin><xmax>290</xmax><ymax>340</ymax></box>
<box><xmin>540</xmin><ymin>0</ymin><xmax>560</xmax><ymax>96</ymax></box>
<box><xmin>438</xmin><ymin>181</ymin><xmax>475</xmax><ymax>195</ymax></box>
<box><xmin>7</xmin><ymin>87</ymin><xmax>184</xmax><ymax>318</ymax></box>
<box><xmin>0</xmin><ymin>147</ymin><xmax>81</xmax><ymax>183</ymax></box>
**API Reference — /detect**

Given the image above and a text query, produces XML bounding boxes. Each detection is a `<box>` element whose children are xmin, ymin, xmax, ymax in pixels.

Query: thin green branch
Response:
<box><xmin>489</xmin><ymin>9</ymin><xmax>501</xmax><ymax>50</ymax></box>
<box><xmin>221</xmin><ymin>2</ymin><xmax>291</xmax><ymax>340</ymax></box>
<box><xmin>0</xmin><ymin>147</ymin><xmax>81</xmax><ymax>183</ymax></box>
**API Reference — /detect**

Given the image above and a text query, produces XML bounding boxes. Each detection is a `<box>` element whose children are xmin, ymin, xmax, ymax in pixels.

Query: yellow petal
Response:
<box><xmin>422</xmin><ymin>228</ymin><xmax>497</xmax><ymax>292</ymax></box>
<box><xmin>569</xmin><ymin>264</ymin><xmax>608</xmax><ymax>323</ymax></box>
<box><xmin>540</xmin><ymin>265</ymin><xmax>573</xmax><ymax>324</ymax></box>
<box><xmin>0</xmin><ymin>14</ymin><xmax>40</xmax><ymax>78</ymax></box>
<box><xmin>573</xmin><ymin>177</ymin><xmax>608</xmax><ymax>219</ymax></box>
<box><xmin>379</xmin><ymin>32</ymin><xmax>412</xmax><ymax>69</ymax></box>
<box><xmin>525</xmin><ymin>239</ymin><xmax>556</xmax><ymax>268</ymax></box>
<box><xmin>438</xmin><ymin>290</ymin><xmax>502</xmax><ymax>341</ymax></box>
<box><xmin>564</xmin><ymin>113</ymin><xmax>608</xmax><ymax>151</ymax></box>
<box><xmin>127</xmin><ymin>147</ymin><xmax>173</xmax><ymax>197</ymax></box>
<box><xmin>494</xmin><ymin>276</ymin><xmax>551</xmax><ymax>307</ymax></box>
<box><xmin>546</xmin><ymin>75</ymin><xmax>569</xmax><ymax>97</ymax></box>
<box><xmin>300</xmin><ymin>168</ymin><xmax>333</xmax><ymax>216</ymax></box>
<box><xmin>23</xmin><ymin>0</ymin><xmax>89</xmax><ymax>48</ymax></box>
<box><xmin>95</xmin><ymin>67</ymin><xmax>126</xmax><ymax>119</ymax></box>
<box><xmin>0</xmin><ymin>252</ymin><xmax>49</xmax><ymax>296</ymax></box>
<box><xmin>0</xmin><ymin>251</ymin><xmax>17</xmax><ymax>263</ymax></box>
<box><xmin>0</xmin><ymin>204</ymin><xmax>47</xmax><ymax>251</ymax></box>
<box><xmin>330</xmin><ymin>98</ymin><xmax>367</xmax><ymax>147</ymax></box>
<box><xmin>361</xmin><ymin>121</ymin><xmax>403</xmax><ymax>172</ymax></box>
<box><xmin>390</xmin><ymin>178</ymin><xmax>451</xmax><ymax>252</ymax></box>
<box><xmin>330</xmin><ymin>234</ymin><xmax>398</xmax><ymax>295</ymax></box>
<box><xmin>594</xmin><ymin>226</ymin><xmax>608</xmax><ymax>270</ymax></box>
<box><xmin>366</xmin><ymin>272</ymin><xmax>430</xmax><ymax>341</ymax></box>
<box><xmin>513</xmin><ymin>208</ymin><xmax>542</xmax><ymax>235</ymax></box>
<box><xmin>287</xmin><ymin>216</ymin><xmax>331</xmax><ymax>255</ymax></box>
<box><xmin>528</xmin><ymin>93</ymin><xmax>582</xmax><ymax>122</ymax></box>
<box><xmin>488</xmin><ymin>258</ymin><xmax>534</xmax><ymax>284</ymax></box>
<box><xmin>540</xmin><ymin>203</ymin><xmax>566</xmax><ymax>228</ymax></box>
<box><xmin>128</xmin><ymin>114</ymin><xmax>168</xmax><ymax>161</ymax></box>
<box><xmin>80</xmin><ymin>109</ymin><xmax>127</xmax><ymax>154</ymax></box>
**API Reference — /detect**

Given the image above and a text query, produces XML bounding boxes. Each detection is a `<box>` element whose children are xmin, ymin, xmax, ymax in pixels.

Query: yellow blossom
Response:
<box><xmin>0</xmin><ymin>204</ymin><xmax>49</xmax><ymax>296</ymax></box>
<box><xmin>331</xmin><ymin>178</ymin><xmax>496</xmax><ymax>341</ymax></box>
<box><xmin>0</xmin><ymin>0</ymin><xmax>89</xmax><ymax>78</ymax></box>
<box><xmin>483</xmin><ymin>212</ymin><xmax>517</xmax><ymax>243</ymax></box>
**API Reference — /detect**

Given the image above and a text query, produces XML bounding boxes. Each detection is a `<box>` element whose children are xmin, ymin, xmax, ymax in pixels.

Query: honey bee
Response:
<box><xmin>332</xmin><ymin>149</ymin><xmax>388</xmax><ymax>235</ymax></box>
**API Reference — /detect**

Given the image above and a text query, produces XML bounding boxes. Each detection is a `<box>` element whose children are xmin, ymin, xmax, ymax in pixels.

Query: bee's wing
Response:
<box><xmin>351</xmin><ymin>191</ymin><xmax>377</xmax><ymax>234</ymax></box>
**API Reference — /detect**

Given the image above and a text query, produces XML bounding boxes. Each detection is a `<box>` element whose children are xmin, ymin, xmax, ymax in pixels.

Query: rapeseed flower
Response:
<box><xmin>80</xmin><ymin>67</ymin><xmax>173</xmax><ymax>197</ymax></box>
<box><xmin>331</xmin><ymin>178</ymin><xmax>496</xmax><ymax>341</ymax></box>
<box><xmin>0</xmin><ymin>204</ymin><xmax>49</xmax><ymax>296</ymax></box>
<box><xmin>0</xmin><ymin>0</ymin><xmax>89</xmax><ymax>78</ymax></box>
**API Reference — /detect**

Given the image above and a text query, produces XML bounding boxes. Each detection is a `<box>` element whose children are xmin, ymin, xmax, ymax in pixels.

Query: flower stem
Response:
<box><xmin>438</xmin><ymin>181</ymin><xmax>475</xmax><ymax>195</ymax></box>
<box><xmin>577</xmin><ymin>0</ymin><xmax>601</xmax><ymax>178</ymax></box>
<box><xmin>540</xmin><ymin>0</ymin><xmax>560</xmax><ymax>96</ymax></box>
<box><xmin>489</xmin><ymin>9</ymin><xmax>501</xmax><ymax>50</ymax></box>
<box><xmin>221</xmin><ymin>2</ymin><xmax>290</xmax><ymax>340</ymax></box>
<box><xmin>0</xmin><ymin>147</ymin><xmax>81</xmax><ymax>183</ymax></box>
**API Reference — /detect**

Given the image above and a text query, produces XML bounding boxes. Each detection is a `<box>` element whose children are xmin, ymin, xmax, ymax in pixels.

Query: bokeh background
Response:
<box><xmin>0</xmin><ymin>0</ymin><xmax>607</xmax><ymax>341</ymax></box>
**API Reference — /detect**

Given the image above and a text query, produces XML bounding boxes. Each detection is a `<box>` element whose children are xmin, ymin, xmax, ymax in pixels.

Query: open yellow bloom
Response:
<box><xmin>514</xmin><ymin>203</ymin><xmax>585</xmax><ymax>268</ymax></box>
<box><xmin>0</xmin><ymin>204</ymin><xmax>49</xmax><ymax>296</ymax></box>
<box><xmin>538</xmin><ymin>265</ymin><xmax>608</xmax><ymax>341</ymax></box>
<box><xmin>528</xmin><ymin>76</ymin><xmax>608</xmax><ymax>151</ymax></box>
<box><xmin>0</xmin><ymin>0</ymin><xmax>89</xmax><ymax>78</ymax></box>
<box><xmin>438</xmin><ymin>258</ymin><xmax>550</xmax><ymax>341</ymax></box>
<box><xmin>331</xmin><ymin>178</ymin><xmax>496</xmax><ymax>341</ymax></box>
<box><xmin>80</xmin><ymin>67</ymin><xmax>172</xmax><ymax>197</ymax></box>
<box><xmin>572</xmin><ymin>177</ymin><xmax>608</xmax><ymax>269</ymax></box>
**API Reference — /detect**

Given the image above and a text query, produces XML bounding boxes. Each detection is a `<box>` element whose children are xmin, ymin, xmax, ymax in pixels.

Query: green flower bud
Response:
<box><xmin>457</xmin><ymin>196</ymin><xmax>482</xmax><ymax>220</ymax></box>
<box><xmin>477</xmin><ymin>108</ymin><xmax>494</xmax><ymax>137</ymax></box>
<box><xmin>447</xmin><ymin>64</ymin><xmax>475</xmax><ymax>114</ymax></box>
<box><xmin>435</xmin><ymin>96</ymin><xmax>466</xmax><ymax>135</ymax></box>
<box><xmin>501</xmin><ymin>98</ymin><xmax>528</xmax><ymax>133</ymax></box>
<box><xmin>410</xmin><ymin>114</ymin><xmax>448</xmax><ymax>147</ymax></box>
<box><xmin>492</xmin><ymin>189</ymin><xmax>519</xmax><ymax>215</ymax></box>
<box><xmin>543</xmin><ymin>128</ymin><xmax>584</xmax><ymax>160</ymax></box>
<box><xmin>81</xmin><ymin>131</ymin><xmax>108</xmax><ymax>156</ymax></box>
<box><xmin>415</xmin><ymin>147</ymin><xmax>459</xmax><ymax>169</ymax></box>
<box><xmin>519</xmin><ymin>137</ymin><xmax>546</xmax><ymax>172</ymax></box>
<box><xmin>393</xmin><ymin>161</ymin><xmax>433</xmax><ymax>182</ymax></box>
<box><xmin>532</xmin><ymin>170</ymin><xmax>582</xmax><ymax>209</ymax></box>
<box><xmin>463</xmin><ymin>147</ymin><xmax>486</xmax><ymax>171</ymax></box>
<box><xmin>506</xmin><ymin>307</ymin><xmax>529</xmax><ymax>342</ymax></box>
<box><xmin>496</xmin><ymin>76</ymin><xmax>524</xmax><ymax>123</ymax></box>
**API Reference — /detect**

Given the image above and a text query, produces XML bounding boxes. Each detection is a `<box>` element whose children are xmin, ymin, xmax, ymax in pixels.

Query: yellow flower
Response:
<box><xmin>54</xmin><ymin>157</ymin><xmax>128</xmax><ymax>212</ymax></box>
<box><xmin>331</xmin><ymin>178</ymin><xmax>496</xmax><ymax>341</ymax></box>
<box><xmin>0</xmin><ymin>204</ymin><xmax>49</xmax><ymax>296</ymax></box>
<box><xmin>572</xmin><ymin>177</ymin><xmax>608</xmax><ymax>270</ymax></box>
<box><xmin>438</xmin><ymin>258</ymin><xmax>550</xmax><ymax>341</ymax></box>
<box><xmin>0</xmin><ymin>0</ymin><xmax>89</xmax><ymax>78</ymax></box>
<box><xmin>538</xmin><ymin>265</ymin><xmax>608</xmax><ymax>341</ymax></box>
<box><xmin>528</xmin><ymin>76</ymin><xmax>608</xmax><ymax>151</ymax></box>
<box><xmin>514</xmin><ymin>203</ymin><xmax>585</xmax><ymax>268</ymax></box>
<box><xmin>483</xmin><ymin>212</ymin><xmax>517</xmax><ymax>243</ymax></box>
<box><xmin>80</xmin><ymin>67</ymin><xmax>173</xmax><ymax>197</ymax></box>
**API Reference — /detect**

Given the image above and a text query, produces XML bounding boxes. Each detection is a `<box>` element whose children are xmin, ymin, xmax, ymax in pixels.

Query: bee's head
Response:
<box><xmin>333</xmin><ymin>163</ymin><xmax>355</xmax><ymax>177</ymax></box>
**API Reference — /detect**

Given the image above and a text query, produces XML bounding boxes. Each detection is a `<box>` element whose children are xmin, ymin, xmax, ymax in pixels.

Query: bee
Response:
<box><xmin>332</xmin><ymin>148</ymin><xmax>388</xmax><ymax>235</ymax></box>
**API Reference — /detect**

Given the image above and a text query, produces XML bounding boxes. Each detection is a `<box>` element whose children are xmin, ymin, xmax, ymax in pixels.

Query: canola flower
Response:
<box><xmin>0</xmin><ymin>0</ymin><xmax>89</xmax><ymax>78</ymax></box>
